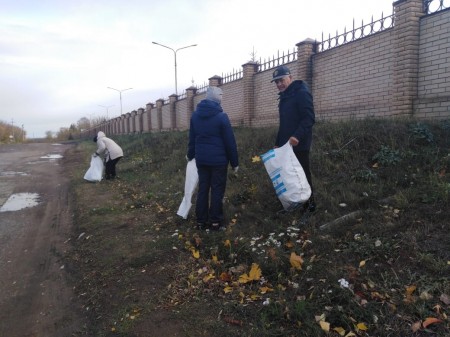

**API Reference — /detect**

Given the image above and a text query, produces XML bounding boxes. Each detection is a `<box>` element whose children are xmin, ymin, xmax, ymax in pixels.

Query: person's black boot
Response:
<box><xmin>303</xmin><ymin>196</ymin><xmax>316</xmax><ymax>213</ymax></box>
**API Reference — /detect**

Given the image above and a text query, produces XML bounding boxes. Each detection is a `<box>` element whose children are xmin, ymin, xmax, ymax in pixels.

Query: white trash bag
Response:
<box><xmin>177</xmin><ymin>159</ymin><xmax>199</xmax><ymax>219</ymax></box>
<box><xmin>83</xmin><ymin>155</ymin><xmax>104</xmax><ymax>182</ymax></box>
<box><xmin>260</xmin><ymin>141</ymin><xmax>311</xmax><ymax>211</ymax></box>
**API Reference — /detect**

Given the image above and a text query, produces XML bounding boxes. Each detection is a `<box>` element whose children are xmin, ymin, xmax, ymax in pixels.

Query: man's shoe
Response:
<box><xmin>303</xmin><ymin>197</ymin><xmax>316</xmax><ymax>213</ymax></box>
<box><xmin>197</xmin><ymin>222</ymin><xmax>207</xmax><ymax>230</ymax></box>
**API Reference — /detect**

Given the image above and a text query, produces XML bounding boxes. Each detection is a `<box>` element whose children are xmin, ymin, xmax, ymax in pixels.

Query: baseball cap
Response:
<box><xmin>271</xmin><ymin>65</ymin><xmax>291</xmax><ymax>82</ymax></box>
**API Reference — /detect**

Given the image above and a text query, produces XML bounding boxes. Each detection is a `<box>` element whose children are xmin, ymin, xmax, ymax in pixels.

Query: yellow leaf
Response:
<box><xmin>211</xmin><ymin>254</ymin><xmax>218</xmax><ymax>263</ymax></box>
<box><xmin>249</xmin><ymin>263</ymin><xmax>262</xmax><ymax>281</ymax></box>
<box><xmin>345</xmin><ymin>332</ymin><xmax>356</xmax><ymax>337</ymax></box>
<box><xmin>333</xmin><ymin>327</ymin><xmax>346</xmax><ymax>336</ymax></box>
<box><xmin>203</xmin><ymin>273</ymin><xmax>215</xmax><ymax>283</ymax></box>
<box><xmin>224</xmin><ymin>239</ymin><xmax>231</xmax><ymax>247</ymax></box>
<box><xmin>359</xmin><ymin>260</ymin><xmax>366</xmax><ymax>268</ymax></box>
<box><xmin>191</xmin><ymin>249</ymin><xmax>200</xmax><ymax>259</ymax></box>
<box><xmin>319</xmin><ymin>321</ymin><xmax>330</xmax><ymax>332</ymax></box>
<box><xmin>356</xmin><ymin>322</ymin><xmax>368</xmax><ymax>331</ymax></box>
<box><xmin>406</xmin><ymin>285</ymin><xmax>416</xmax><ymax>295</ymax></box>
<box><xmin>223</xmin><ymin>286</ymin><xmax>233</xmax><ymax>294</ymax></box>
<box><xmin>239</xmin><ymin>273</ymin><xmax>251</xmax><ymax>284</ymax></box>
<box><xmin>259</xmin><ymin>286</ymin><xmax>273</xmax><ymax>294</ymax></box>
<box><xmin>239</xmin><ymin>263</ymin><xmax>262</xmax><ymax>283</ymax></box>
<box><xmin>290</xmin><ymin>252</ymin><xmax>304</xmax><ymax>270</ymax></box>
<box><xmin>250</xmin><ymin>294</ymin><xmax>260</xmax><ymax>300</ymax></box>
<box><xmin>252</xmin><ymin>155</ymin><xmax>261</xmax><ymax>163</ymax></box>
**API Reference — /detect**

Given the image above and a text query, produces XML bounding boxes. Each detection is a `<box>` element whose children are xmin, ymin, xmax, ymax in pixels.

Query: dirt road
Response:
<box><xmin>0</xmin><ymin>142</ymin><xmax>87</xmax><ymax>337</ymax></box>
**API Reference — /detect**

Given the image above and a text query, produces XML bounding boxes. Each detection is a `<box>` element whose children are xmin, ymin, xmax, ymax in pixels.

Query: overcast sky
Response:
<box><xmin>0</xmin><ymin>0</ymin><xmax>394</xmax><ymax>138</ymax></box>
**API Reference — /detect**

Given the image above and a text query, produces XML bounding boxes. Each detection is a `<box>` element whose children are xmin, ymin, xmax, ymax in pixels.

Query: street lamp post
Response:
<box><xmin>107</xmin><ymin>87</ymin><xmax>133</xmax><ymax>115</ymax></box>
<box><xmin>152</xmin><ymin>41</ymin><xmax>197</xmax><ymax>96</ymax></box>
<box><xmin>98</xmin><ymin>105</ymin><xmax>114</xmax><ymax>120</ymax></box>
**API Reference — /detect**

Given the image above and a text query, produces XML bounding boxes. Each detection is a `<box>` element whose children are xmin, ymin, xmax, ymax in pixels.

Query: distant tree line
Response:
<box><xmin>0</xmin><ymin>120</ymin><xmax>25</xmax><ymax>143</ymax></box>
<box><xmin>52</xmin><ymin>115</ymin><xmax>107</xmax><ymax>141</ymax></box>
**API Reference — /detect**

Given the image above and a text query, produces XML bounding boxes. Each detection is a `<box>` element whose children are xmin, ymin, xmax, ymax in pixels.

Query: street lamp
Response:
<box><xmin>152</xmin><ymin>41</ymin><xmax>197</xmax><ymax>96</ymax></box>
<box><xmin>98</xmin><ymin>105</ymin><xmax>114</xmax><ymax>120</ymax></box>
<box><xmin>107</xmin><ymin>87</ymin><xmax>133</xmax><ymax>115</ymax></box>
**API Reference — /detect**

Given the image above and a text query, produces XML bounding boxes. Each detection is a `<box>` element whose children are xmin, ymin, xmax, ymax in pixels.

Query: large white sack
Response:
<box><xmin>260</xmin><ymin>142</ymin><xmax>311</xmax><ymax>211</ymax></box>
<box><xmin>83</xmin><ymin>156</ymin><xmax>104</xmax><ymax>182</ymax></box>
<box><xmin>177</xmin><ymin>159</ymin><xmax>199</xmax><ymax>219</ymax></box>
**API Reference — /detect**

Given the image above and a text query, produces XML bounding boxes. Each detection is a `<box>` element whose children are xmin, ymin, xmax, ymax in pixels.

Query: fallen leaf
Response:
<box><xmin>411</xmin><ymin>321</ymin><xmax>422</xmax><ymax>333</ymax></box>
<box><xmin>420</xmin><ymin>291</ymin><xmax>433</xmax><ymax>300</ymax></box>
<box><xmin>224</xmin><ymin>239</ymin><xmax>231</xmax><ymax>247</ymax></box>
<box><xmin>252</xmin><ymin>156</ymin><xmax>261</xmax><ymax>163</ymax></box>
<box><xmin>238</xmin><ymin>263</ymin><xmax>262</xmax><ymax>283</ymax></box>
<box><xmin>344</xmin><ymin>333</ymin><xmax>356</xmax><ymax>337</ymax></box>
<box><xmin>223</xmin><ymin>286</ymin><xmax>233</xmax><ymax>294</ymax></box>
<box><xmin>440</xmin><ymin>293</ymin><xmax>450</xmax><ymax>305</ymax></box>
<box><xmin>359</xmin><ymin>260</ymin><xmax>366</xmax><ymax>268</ymax></box>
<box><xmin>191</xmin><ymin>249</ymin><xmax>200</xmax><ymax>259</ymax></box>
<box><xmin>290</xmin><ymin>252</ymin><xmax>304</xmax><ymax>270</ymax></box>
<box><xmin>203</xmin><ymin>273</ymin><xmax>215</xmax><ymax>283</ymax></box>
<box><xmin>285</xmin><ymin>241</ymin><xmax>294</xmax><ymax>249</ymax></box>
<box><xmin>248</xmin><ymin>263</ymin><xmax>262</xmax><ymax>281</ymax></box>
<box><xmin>422</xmin><ymin>317</ymin><xmax>442</xmax><ymax>328</ymax></box>
<box><xmin>259</xmin><ymin>286</ymin><xmax>273</xmax><ymax>294</ymax></box>
<box><xmin>220</xmin><ymin>272</ymin><xmax>232</xmax><ymax>282</ymax></box>
<box><xmin>319</xmin><ymin>321</ymin><xmax>330</xmax><ymax>332</ymax></box>
<box><xmin>356</xmin><ymin>322</ymin><xmax>368</xmax><ymax>331</ymax></box>
<box><xmin>333</xmin><ymin>327</ymin><xmax>346</xmax><ymax>336</ymax></box>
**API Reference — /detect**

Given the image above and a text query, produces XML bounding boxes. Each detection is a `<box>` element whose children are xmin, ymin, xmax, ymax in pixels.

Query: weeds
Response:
<box><xmin>67</xmin><ymin>118</ymin><xmax>449</xmax><ymax>336</ymax></box>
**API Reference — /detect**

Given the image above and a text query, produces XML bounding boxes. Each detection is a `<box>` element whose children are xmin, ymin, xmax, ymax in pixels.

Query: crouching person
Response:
<box><xmin>93</xmin><ymin>131</ymin><xmax>123</xmax><ymax>180</ymax></box>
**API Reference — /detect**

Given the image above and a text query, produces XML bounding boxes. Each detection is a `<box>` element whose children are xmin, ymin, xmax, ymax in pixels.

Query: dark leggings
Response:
<box><xmin>105</xmin><ymin>157</ymin><xmax>122</xmax><ymax>178</ymax></box>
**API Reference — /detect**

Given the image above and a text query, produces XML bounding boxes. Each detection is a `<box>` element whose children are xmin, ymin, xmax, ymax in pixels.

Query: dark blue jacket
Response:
<box><xmin>187</xmin><ymin>99</ymin><xmax>239</xmax><ymax>167</ymax></box>
<box><xmin>275</xmin><ymin>80</ymin><xmax>315</xmax><ymax>152</ymax></box>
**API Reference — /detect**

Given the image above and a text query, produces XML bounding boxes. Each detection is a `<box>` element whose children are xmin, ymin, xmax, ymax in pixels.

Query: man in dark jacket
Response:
<box><xmin>187</xmin><ymin>86</ymin><xmax>239</xmax><ymax>230</ymax></box>
<box><xmin>272</xmin><ymin>65</ymin><xmax>316</xmax><ymax>212</ymax></box>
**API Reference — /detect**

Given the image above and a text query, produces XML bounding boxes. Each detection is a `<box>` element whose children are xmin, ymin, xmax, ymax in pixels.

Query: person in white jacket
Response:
<box><xmin>93</xmin><ymin>131</ymin><xmax>123</xmax><ymax>180</ymax></box>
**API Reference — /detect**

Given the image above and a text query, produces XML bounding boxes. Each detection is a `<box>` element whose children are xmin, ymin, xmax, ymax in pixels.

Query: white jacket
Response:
<box><xmin>96</xmin><ymin>131</ymin><xmax>123</xmax><ymax>161</ymax></box>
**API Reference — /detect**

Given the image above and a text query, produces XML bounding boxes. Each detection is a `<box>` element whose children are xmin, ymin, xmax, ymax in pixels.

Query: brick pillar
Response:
<box><xmin>130</xmin><ymin>110</ymin><xmax>137</xmax><ymax>133</ymax></box>
<box><xmin>145</xmin><ymin>103</ymin><xmax>154</xmax><ymax>132</ymax></box>
<box><xmin>392</xmin><ymin>0</ymin><xmax>423</xmax><ymax>116</ymax></box>
<box><xmin>169</xmin><ymin>94</ymin><xmax>178</xmax><ymax>129</ymax></box>
<box><xmin>296</xmin><ymin>38</ymin><xmax>316</xmax><ymax>87</ymax></box>
<box><xmin>120</xmin><ymin>115</ymin><xmax>125</xmax><ymax>134</ymax></box>
<box><xmin>156</xmin><ymin>99</ymin><xmax>164</xmax><ymax>131</ymax></box>
<box><xmin>242</xmin><ymin>61</ymin><xmax>259</xmax><ymax>126</ymax></box>
<box><xmin>125</xmin><ymin>112</ymin><xmax>131</xmax><ymax>135</ymax></box>
<box><xmin>137</xmin><ymin>108</ymin><xmax>144</xmax><ymax>133</ymax></box>
<box><xmin>208</xmin><ymin>75</ymin><xmax>222</xmax><ymax>87</ymax></box>
<box><xmin>186</xmin><ymin>86</ymin><xmax>197</xmax><ymax>126</ymax></box>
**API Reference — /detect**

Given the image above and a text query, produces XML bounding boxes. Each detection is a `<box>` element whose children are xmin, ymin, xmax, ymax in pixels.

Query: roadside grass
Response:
<box><xmin>65</xmin><ymin>118</ymin><xmax>449</xmax><ymax>337</ymax></box>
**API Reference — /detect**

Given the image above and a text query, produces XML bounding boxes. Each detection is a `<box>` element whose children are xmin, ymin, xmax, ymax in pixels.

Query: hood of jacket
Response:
<box><xmin>97</xmin><ymin>131</ymin><xmax>106</xmax><ymax>139</ymax></box>
<box><xmin>195</xmin><ymin>99</ymin><xmax>223</xmax><ymax>118</ymax></box>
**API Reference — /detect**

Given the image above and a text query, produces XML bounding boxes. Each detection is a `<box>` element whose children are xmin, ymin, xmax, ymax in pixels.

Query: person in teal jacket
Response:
<box><xmin>272</xmin><ymin>65</ymin><xmax>316</xmax><ymax>212</ymax></box>
<box><xmin>187</xmin><ymin>86</ymin><xmax>239</xmax><ymax>230</ymax></box>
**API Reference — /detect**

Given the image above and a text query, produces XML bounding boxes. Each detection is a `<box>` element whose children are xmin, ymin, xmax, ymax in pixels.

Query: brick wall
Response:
<box><xmin>416</xmin><ymin>8</ymin><xmax>450</xmax><ymax>118</ymax></box>
<box><xmin>88</xmin><ymin>0</ymin><xmax>449</xmax><ymax>139</ymax></box>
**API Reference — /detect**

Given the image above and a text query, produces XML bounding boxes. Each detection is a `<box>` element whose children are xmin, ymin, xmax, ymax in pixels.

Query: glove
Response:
<box><xmin>232</xmin><ymin>166</ymin><xmax>239</xmax><ymax>174</ymax></box>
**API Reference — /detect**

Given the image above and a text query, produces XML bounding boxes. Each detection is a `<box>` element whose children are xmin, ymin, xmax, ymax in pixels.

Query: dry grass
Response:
<box><xmin>65</xmin><ymin>118</ymin><xmax>449</xmax><ymax>337</ymax></box>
